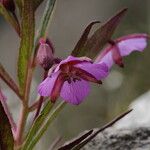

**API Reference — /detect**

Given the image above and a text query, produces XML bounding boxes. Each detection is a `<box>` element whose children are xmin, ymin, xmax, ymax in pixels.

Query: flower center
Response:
<box><xmin>60</xmin><ymin>63</ymin><xmax>80</xmax><ymax>83</ymax></box>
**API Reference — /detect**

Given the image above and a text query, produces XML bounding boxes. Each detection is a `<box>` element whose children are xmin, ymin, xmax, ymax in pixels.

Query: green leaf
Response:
<box><xmin>0</xmin><ymin>4</ymin><xmax>20</xmax><ymax>35</ymax></box>
<box><xmin>26</xmin><ymin>102</ymin><xmax>66</xmax><ymax>150</ymax></box>
<box><xmin>33</xmin><ymin>0</ymin><xmax>57</xmax><ymax>57</ymax></box>
<box><xmin>0</xmin><ymin>63</ymin><xmax>22</xmax><ymax>99</ymax></box>
<box><xmin>22</xmin><ymin>101</ymin><xmax>54</xmax><ymax>150</ymax></box>
<box><xmin>0</xmin><ymin>101</ymin><xmax>14</xmax><ymax>150</ymax></box>
<box><xmin>37</xmin><ymin>0</ymin><xmax>56</xmax><ymax>37</ymax></box>
<box><xmin>74</xmin><ymin>8</ymin><xmax>127</xmax><ymax>58</ymax></box>
<box><xmin>17</xmin><ymin>0</ymin><xmax>35</xmax><ymax>92</ymax></box>
<box><xmin>71</xmin><ymin>21</ymin><xmax>100</xmax><ymax>57</ymax></box>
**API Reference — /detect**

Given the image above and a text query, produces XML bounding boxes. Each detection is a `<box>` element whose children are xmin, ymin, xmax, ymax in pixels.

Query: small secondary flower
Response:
<box><xmin>95</xmin><ymin>33</ymin><xmax>149</xmax><ymax>69</ymax></box>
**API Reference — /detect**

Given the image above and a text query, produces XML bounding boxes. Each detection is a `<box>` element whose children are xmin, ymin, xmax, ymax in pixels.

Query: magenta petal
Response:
<box><xmin>38</xmin><ymin>71</ymin><xmax>60</xmax><ymax>96</ymax></box>
<box><xmin>75</xmin><ymin>62</ymin><xmax>109</xmax><ymax>80</ymax></box>
<box><xmin>97</xmin><ymin>51</ymin><xmax>114</xmax><ymax>69</ymax></box>
<box><xmin>60</xmin><ymin>80</ymin><xmax>90</xmax><ymax>105</ymax></box>
<box><xmin>116</xmin><ymin>33</ymin><xmax>148</xmax><ymax>56</ymax></box>
<box><xmin>55</xmin><ymin>56</ymin><xmax>81</xmax><ymax>72</ymax></box>
<box><xmin>118</xmin><ymin>37</ymin><xmax>147</xmax><ymax>56</ymax></box>
<box><xmin>95</xmin><ymin>45</ymin><xmax>115</xmax><ymax>69</ymax></box>
<box><xmin>55</xmin><ymin>55</ymin><xmax>92</xmax><ymax>72</ymax></box>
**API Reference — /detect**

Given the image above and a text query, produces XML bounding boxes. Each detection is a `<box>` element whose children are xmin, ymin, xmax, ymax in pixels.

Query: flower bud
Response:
<box><xmin>46</xmin><ymin>38</ymin><xmax>55</xmax><ymax>54</ymax></box>
<box><xmin>36</xmin><ymin>38</ymin><xmax>55</xmax><ymax>70</ymax></box>
<box><xmin>0</xmin><ymin>0</ymin><xmax>15</xmax><ymax>12</ymax></box>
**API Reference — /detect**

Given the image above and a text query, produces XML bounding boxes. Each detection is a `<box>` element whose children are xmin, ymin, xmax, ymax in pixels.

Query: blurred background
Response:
<box><xmin>0</xmin><ymin>0</ymin><xmax>150</xmax><ymax>149</ymax></box>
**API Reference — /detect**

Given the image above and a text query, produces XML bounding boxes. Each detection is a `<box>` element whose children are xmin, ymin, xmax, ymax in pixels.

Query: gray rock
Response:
<box><xmin>82</xmin><ymin>128</ymin><xmax>150</xmax><ymax>150</ymax></box>
<box><xmin>115</xmin><ymin>91</ymin><xmax>150</xmax><ymax>129</ymax></box>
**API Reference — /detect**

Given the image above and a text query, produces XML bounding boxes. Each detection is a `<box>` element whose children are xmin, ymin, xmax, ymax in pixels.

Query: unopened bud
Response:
<box><xmin>46</xmin><ymin>38</ymin><xmax>55</xmax><ymax>54</ymax></box>
<box><xmin>36</xmin><ymin>38</ymin><xmax>54</xmax><ymax>70</ymax></box>
<box><xmin>0</xmin><ymin>0</ymin><xmax>15</xmax><ymax>12</ymax></box>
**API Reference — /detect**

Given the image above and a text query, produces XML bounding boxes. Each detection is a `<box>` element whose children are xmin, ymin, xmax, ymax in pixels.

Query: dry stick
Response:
<box><xmin>73</xmin><ymin>109</ymin><xmax>133</xmax><ymax>150</ymax></box>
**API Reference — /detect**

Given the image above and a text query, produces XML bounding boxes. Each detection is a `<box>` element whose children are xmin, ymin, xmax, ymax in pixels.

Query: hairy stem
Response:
<box><xmin>15</xmin><ymin>105</ymin><xmax>29</xmax><ymax>147</ymax></box>
<box><xmin>15</xmin><ymin>64</ymin><xmax>33</xmax><ymax>148</ymax></box>
<box><xmin>16</xmin><ymin>0</ymin><xmax>35</xmax><ymax>146</ymax></box>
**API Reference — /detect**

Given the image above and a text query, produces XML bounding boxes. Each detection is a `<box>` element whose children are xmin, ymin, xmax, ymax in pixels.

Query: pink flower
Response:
<box><xmin>38</xmin><ymin>56</ymin><xmax>108</xmax><ymax>105</ymax></box>
<box><xmin>95</xmin><ymin>33</ymin><xmax>149</xmax><ymax>69</ymax></box>
<box><xmin>38</xmin><ymin>33</ymin><xmax>148</xmax><ymax>105</ymax></box>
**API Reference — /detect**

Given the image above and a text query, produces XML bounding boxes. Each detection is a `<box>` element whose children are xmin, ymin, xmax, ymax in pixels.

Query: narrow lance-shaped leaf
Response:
<box><xmin>33</xmin><ymin>0</ymin><xmax>57</xmax><ymax>58</ymax></box>
<box><xmin>71</xmin><ymin>21</ymin><xmax>100</xmax><ymax>56</ymax></box>
<box><xmin>58</xmin><ymin>130</ymin><xmax>93</xmax><ymax>150</ymax></box>
<box><xmin>0</xmin><ymin>63</ymin><xmax>22</xmax><ymax>99</ymax></box>
<box><xmin>17</xmin><ymin>0</ymin><xmax>35</xmax><ymax>92</ymax></box>
<box><xmin>0</xmin><ymin>101</ymin><xmax>14</xmax><ymax>150</ymax></box>
<box><xmin>22</xmin><ymin>101</ymin><xmax>54</xmax><ymax>150</ymax></box>
<box><xmin>0</xmin><ymin>4</ymin><xmax>20</xmax><ymax>35</ymax></box>
<box><xmin>26</xmin><ymin>102</ymin><xmax>66</xmax><ymax>150</ymax></box>
<box><xmin>81</xmin><ymin>8</ymin><xmax>127</xmax><ymax>58</ymax></box>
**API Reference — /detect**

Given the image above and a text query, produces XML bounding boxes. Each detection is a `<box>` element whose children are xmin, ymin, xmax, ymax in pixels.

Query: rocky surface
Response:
<box><xmin>82</xmin><ymin>128</ymin><xmax>150</xmax><ymax>150</ymax></box>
